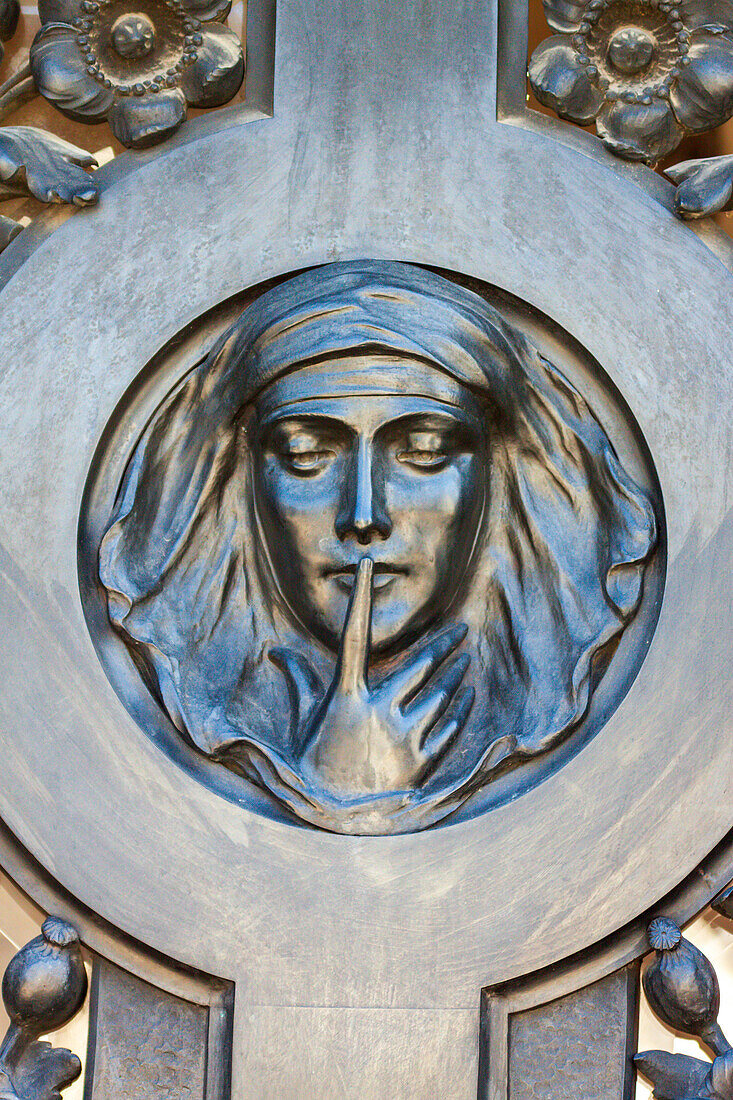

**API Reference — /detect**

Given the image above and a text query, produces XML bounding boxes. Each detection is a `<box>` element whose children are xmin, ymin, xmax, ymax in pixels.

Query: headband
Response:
<box><xmin>254</xmin><ymin>354</ymin><xmax>480</xmax><ymax>417</ymax></box>
<box><xmin>206</xmin><ymin>260</ymin><xmax>535</xmax><ymax>421</ymax></box>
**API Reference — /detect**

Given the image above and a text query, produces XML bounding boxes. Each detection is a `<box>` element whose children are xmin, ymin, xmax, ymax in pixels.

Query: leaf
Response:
<box><xmin>0</xmin><ymin>1067</ymin><xmax>19</xmax><ymax>1100</ymax></box>
<box><xmin>9</xmin><ymin>1040</ymin><xmax>81</xmax><ymax>1100</ymax></box>
<box><xmin>712</xmin><ymin>882</ymin><xmax>733</xmax><ymax>920</ymax></box>
<box><xmin>0</xmin><ymin>126</ymin><xmax>97</xmax><ymax>205</ymax></box>
<box><xmin>665</xmin><ymin>154</ymin><xmax>733</xmax><ymax>218</ymax></box>
<box><xmin>707</xmin><ymin>1051</ymin><xmax>733</xmax><ymax>1099</ymax></box>
<box><xmin>635</xmin><ymin>1050</ymin><xmax>712</xmax><ymax>1099</ymax></box>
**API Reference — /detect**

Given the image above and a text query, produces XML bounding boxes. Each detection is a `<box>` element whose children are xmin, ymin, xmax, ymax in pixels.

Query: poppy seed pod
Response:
<box><xmin>1</xmin><ymin>917</ymin><xmax>87</xmax><ymax>1035</ymax></box>
<box><xmin>643</xmin><ymin>917</ymin><xmax>726</xmax><ymax>1052</ymax></box>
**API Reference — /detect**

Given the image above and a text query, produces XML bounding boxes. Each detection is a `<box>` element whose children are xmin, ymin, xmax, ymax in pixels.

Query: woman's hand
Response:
<box><xmin>271</xmin><ymin>557</ymin><xmax>473</xmax><ymax>796</ymax></box>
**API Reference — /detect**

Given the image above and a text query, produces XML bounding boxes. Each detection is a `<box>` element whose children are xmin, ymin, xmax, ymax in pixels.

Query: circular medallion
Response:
<box><xmin>79</xmin><ymin>261</ymin><xmax>665</xmax><ymax>834</ymax></box>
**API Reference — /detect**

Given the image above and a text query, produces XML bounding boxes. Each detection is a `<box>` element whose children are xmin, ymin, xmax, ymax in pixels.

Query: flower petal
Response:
<box><xmin>30</xmin><ymin>24</ymin><xmax>114</xmax><ymax>122</ymax></box>
<box><xmin>37</xmin><ymin>0</ymin><xmax>79</xmax><ymax>26</ymax></box>
<box><xmin>108</xmin><ymin>89</ymin><xmax>187</xmax><ymax>148</ymax></box>
<box><xmin>666</xmin><ymin>152</ymin><xmax>733</xmax><ymax>215</ymax></box>
<box><xmin>679</xmin><ymin>0</ymin><xmax>733</xmax><ymax>32</ymax></box>
<box><xmin>0</xmin><ymin>0</ymin><xmax>20</xmax><ymax>42</ymax></box>
<box><xmin>542</xmin><ymin>0</ymin><xmax>587</xmax><ymax>33</ymax></box>
<box><xmin>528</xmin><ymin>36</ymin><xmax>604</xmax><ymax>124</ymax></box>
<box><xmin>634</xmin><ymin>1051</ymin><xmax>711</xmax><ymax>1098</ymax></box>
<box><xmin>0</xmin><ymin>126</ymin><xmax>98</xmax><ymax>204</ymax></box>
<box><xmin>180</xmin><ymin>0</ymin><xmax>231</xmax><ymax>23</ymax></box>
<box><xmin>180</xmin><ymin>23</ymin><xmax>244</xmax><ymax>108</ymax></box>
<box><xmin>596</xmin><ymin>99</ymin><xmax>683</xmax><ymax>163</ymax></box>
<box><xmin>670</xmin><ymin>28</ymin><xmax>733</xmax><ymax>131</ymax></box>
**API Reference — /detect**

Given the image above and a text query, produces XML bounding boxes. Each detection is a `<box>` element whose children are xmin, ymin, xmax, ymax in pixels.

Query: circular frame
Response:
<box><xmin>0</xmin><ymin>104</ymin><xmax>731</xmax><ymax>1015</ymax></box>
<box><xmin>77</xmin><ymin>269</ymin><xmax>667</xmax><ymax>828</ymax></box>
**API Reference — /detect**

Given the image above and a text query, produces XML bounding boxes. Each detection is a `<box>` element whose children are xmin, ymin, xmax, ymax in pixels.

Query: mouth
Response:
<box><xmin>325</xmin><ymin>563</ymin><xmax>408</xmax><ymax>593</ymax></box>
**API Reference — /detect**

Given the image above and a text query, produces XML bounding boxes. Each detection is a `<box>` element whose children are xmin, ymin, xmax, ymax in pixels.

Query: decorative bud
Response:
<box><xmin>2</xmin><ymin>917</ymin><xmax>87</xmax><ymax>1035</ymax></box>
<box><xmin>643</xmin><ymin>918</ymin><xmax>725</xmax><ymax>1052</ymax></box>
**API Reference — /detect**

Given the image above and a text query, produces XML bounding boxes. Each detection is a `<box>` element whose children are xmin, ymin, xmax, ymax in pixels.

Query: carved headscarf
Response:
<box><xmin>100</xmin><ymin>260</ymin><xmax>658</xmax><ymax>832</ymax></box>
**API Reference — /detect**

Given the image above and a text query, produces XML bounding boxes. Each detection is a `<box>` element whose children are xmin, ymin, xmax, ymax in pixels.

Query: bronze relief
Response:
<box><xmin>94</xmin><ymin>260</ymin><xmax>660</xmax><ymax>833</ymax></box>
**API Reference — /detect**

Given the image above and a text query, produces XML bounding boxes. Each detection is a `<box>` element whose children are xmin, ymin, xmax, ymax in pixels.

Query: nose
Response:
<box><xmin>335</xmin><ymin>438</ymin><xmax>392</xmax><ymax>544</ymax></box>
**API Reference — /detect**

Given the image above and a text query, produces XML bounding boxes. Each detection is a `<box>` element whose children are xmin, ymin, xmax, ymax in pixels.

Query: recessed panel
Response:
<box><xmin>79</xmin><ymin>259</ymin><xmax>665</xmax><ymax>834</ymax></box>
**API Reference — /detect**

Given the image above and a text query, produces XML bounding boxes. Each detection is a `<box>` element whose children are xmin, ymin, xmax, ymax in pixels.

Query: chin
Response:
<box><xmin>299</xmin><ymin>583</ymin><xmax>440</xmax><ymax>656</ymax></box>
<box><xmin>369</xmin><ymin>605</ymin><xmax>431</xmax><ymax>655</ymax></box>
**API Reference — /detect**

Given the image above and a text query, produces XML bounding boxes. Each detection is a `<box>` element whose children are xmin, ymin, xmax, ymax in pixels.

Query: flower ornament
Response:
<box><xmin>635</xmin><ymin>917</ymin><xmax>733</xmax><ymax>1100</ymax></box>
<box><xmin>29</xmin><ymin>0</ymin><xmax>244</xmax><ymax>149</ymax></box>
<box><xmin>0</xmin><ymin>917</ymin><xmax>87</xmax><ymax>1100</ymax></box>
<box><xmin>529</xmin><ymin>0</ymin><xmax>733</xmax><ymax>163</ymax></box>
<box><xmin>643</xmin><ymin>917</ymin><xmax>722</xmax><ymax>1044</ymax></box>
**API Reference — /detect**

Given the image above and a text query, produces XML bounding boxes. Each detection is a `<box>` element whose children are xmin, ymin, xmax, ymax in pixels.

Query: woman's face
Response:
<box><xmin>251</xmin><ymin>356</ymin><xmax>489</xmax><ymax>653</ymax></box>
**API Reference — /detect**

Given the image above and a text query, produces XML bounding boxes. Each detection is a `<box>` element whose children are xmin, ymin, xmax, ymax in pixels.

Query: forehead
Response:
<box><xmin>260</xmin><ymin>394</ymin><xmax>485</xmax><ymax>436</ymax></box>
<box><xmin>254</xmin><ymin>354</ymin><xmax>488</xmax><ymax>432</ymax></box>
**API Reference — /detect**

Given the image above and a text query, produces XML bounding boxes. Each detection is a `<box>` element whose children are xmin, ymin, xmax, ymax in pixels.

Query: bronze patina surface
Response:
<box><xmin>96</xmin><ymin>261</ymin><xmax>659</xmax><ymax>833</ymax></box>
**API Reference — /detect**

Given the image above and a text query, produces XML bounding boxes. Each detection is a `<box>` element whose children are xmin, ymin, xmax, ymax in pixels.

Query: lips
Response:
<box><xmin>325</xmin><ymin>562</ymin><xmax>407</xmax><ymax>593</ymax></box>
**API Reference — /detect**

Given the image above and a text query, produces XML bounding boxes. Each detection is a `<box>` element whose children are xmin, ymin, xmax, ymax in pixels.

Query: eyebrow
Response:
<box><xmin>264</xmin><ymin>414</ymin><xmax>350</xmax><ymax>435</ymax></box>
<box><xmin>259</xmin><ymin>405</ymin><xmax>471</xmax><ymax>433</ymax></box>
<box><xmin>397</xmin><ymin>413</ymin><xmax>464</xmax><ymax>429</ymax></box>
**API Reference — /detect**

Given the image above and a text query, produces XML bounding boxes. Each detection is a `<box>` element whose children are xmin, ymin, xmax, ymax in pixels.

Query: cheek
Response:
<box><xmin>256</xmin><ymin>461</ymin><xmax>339</xmax><ymax>553</ymax></box>
<box><xmin>389</xmin><ymin>459</ymin><xmax>483</xmax><ymax>557</ymax></box>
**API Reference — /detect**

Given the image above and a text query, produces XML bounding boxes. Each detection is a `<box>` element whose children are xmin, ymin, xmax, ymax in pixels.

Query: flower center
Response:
<box><xmin>606</xmin><ymin>25</ymin><xmax>656</xmax><ymax>73</ymax></box>
<box><xmin>110</xmin><ymin>12</ymin><xmax>156</xmax><ymax>59</ymax></box>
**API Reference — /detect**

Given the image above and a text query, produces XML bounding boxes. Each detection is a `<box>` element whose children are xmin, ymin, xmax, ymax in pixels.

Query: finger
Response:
<box><xmin>336</xmin><ymin>556</ymin><xmax>373</xmax><ymax>692</ymax></box>
<box><xmin>405</xmin><ymin>653</ymin><xmax>471</xmax><ymax>742</ymax></box>
<box><xmin>422</xmin><ymin>685</ymin><xmax>475</xmax><ymax>760</ymax></box>
<box><xmin>382</xmin><ymin>624</ymin><xmax>468</xmax><ymax>708</ymax></box>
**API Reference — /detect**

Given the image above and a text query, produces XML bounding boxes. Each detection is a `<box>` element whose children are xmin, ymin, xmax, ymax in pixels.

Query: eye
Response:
<box><xmin>282</xmin><ymin>448</ymin><xmax>335</xmax><ymax>474</ymax></box>
<box><xmin>269</xmin><ymin>427</ymin><xmax>337</xmax><ymax>475</ymax></box>
<box><xmin>397</xmin><ymin>431</ymin><xmax>451</xmax><ymax>470</ymax></box>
